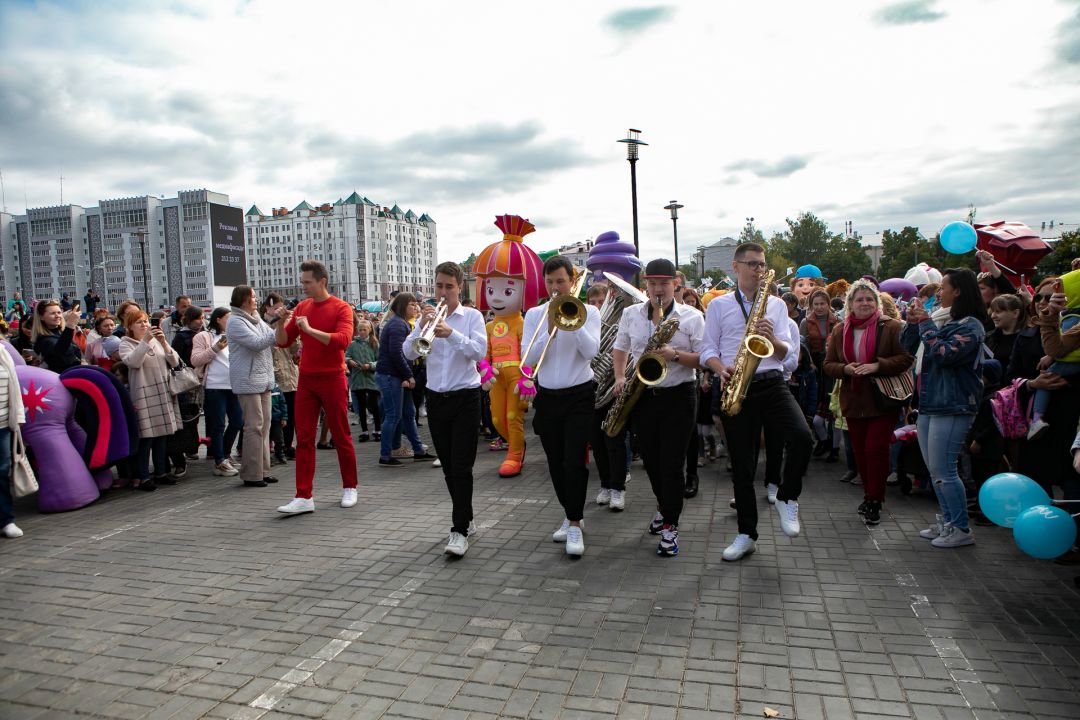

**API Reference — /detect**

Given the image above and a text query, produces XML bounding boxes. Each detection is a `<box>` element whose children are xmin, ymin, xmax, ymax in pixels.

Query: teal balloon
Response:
<box><xmin>978</xmin><ymin>472</ymin><xmax>1050</xmax><ymax>527</ymax></box>
<box><xmin>1013</xmin><ymin>505</ymin><xmax>1077</xmax><ymax>560</ymax></box>
<box><xmin>939</xmin><ymin>221</ymin><xmax>978</xmax><ymax>254</ymax></box>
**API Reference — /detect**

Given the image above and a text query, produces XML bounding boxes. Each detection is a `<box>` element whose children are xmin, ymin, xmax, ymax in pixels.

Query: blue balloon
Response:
<box><xmin>978</xmin><ymin>472</ymin><xmax>1051</xmax><ymax>527</ymax></box>
<box><xmin>1013</xmin><ymin>505</ymin><xmax>1077</xmax><ymax>560</ymax></box>
<box><xmin>939</xmin><ymin>221</ymin><xmax>978</xmax><ymax>255</ymax></box>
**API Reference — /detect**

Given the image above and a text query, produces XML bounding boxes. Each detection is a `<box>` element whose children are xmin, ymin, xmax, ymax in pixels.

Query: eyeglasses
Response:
<box><xmin>1034</xmin><ymin>294</ymin><xmax>1053</xmax><ymax>302</ymax></box>
<box><xmin>736</xmin><ymin>260</ymin><xmax>768</xmax><ymax>270</ymax></box>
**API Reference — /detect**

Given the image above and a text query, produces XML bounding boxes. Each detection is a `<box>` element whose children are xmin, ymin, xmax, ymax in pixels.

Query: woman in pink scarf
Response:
<box><xmin>824</xmin><ymin>280</ymin><xmax>914</xmax><ymax>526</ymax></box>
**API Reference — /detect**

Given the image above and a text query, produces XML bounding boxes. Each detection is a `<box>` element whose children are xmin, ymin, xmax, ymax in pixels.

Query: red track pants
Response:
<box><xmin>293</xmin><ymin>371</ymin><xmax>357</xmax><ymax>499</ymax></box>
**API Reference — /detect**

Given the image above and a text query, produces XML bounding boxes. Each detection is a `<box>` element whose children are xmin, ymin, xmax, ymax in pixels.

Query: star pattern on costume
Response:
<box><xmin>22</xmin><ymin>380</ymin><xmax>53</xmax><ymax>421</ymax></box>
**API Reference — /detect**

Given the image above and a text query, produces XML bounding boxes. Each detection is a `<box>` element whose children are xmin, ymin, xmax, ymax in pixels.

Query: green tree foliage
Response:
<box><xmin>822</xmin><ymin>234</ymin><xmax>872</xmax><ymax>282</ymax></box>
<box><xmin>878</xmin><ymin>226</ymin><xmax>924</xmax><ymax>279</ymax></box>
<box><xmin>677</xmin><ymin>263</ymin><xmax>700</xmax><ymax>282</ymax></box>
<box><xmin>1036</xmin><ymin>229</ymin><xmax>1080</xmax><ymax>280</ymax></box>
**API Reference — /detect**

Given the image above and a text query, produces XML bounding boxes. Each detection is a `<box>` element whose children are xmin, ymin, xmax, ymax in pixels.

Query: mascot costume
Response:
<box><xmin>586</xmin><ymin>230</ymin><xmax>641</xmax><ymax>284</ymax></box>
<box><xmin>792</xmin><ymin>265</ymin><xmax>826</xmax><ymax>309</ymax></box>
<box><xmin>2</xmin><ymin>341</ymin><xmax>134</xmax><ymax>512</ymax></box>
<box><xmin>475</xmin><ymin>215</ymin><xmax>545</xmax><ymax>478</ymax></box>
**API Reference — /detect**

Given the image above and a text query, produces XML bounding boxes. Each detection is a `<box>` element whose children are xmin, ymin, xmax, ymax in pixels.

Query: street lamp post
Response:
<box><xmin>133</xmin><ymin>231</ymin><xmax>151</xmax><ymax>309</ymax></box>
<box><xmin>617</xmin><ymin>129</ymin><xmax>648</xmax><ymax>267</ymax></box>
<box><xmin>664</xmin><ymin>201</ymin><xmax>684</xmax><ymax>268</ymax></box>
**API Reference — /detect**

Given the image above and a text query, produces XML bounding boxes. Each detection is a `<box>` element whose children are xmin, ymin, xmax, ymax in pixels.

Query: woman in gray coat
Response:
<box><xmin>227</xmin><ymin>285</ymin><xmax>278</xmax><ymax>488</ymax></box>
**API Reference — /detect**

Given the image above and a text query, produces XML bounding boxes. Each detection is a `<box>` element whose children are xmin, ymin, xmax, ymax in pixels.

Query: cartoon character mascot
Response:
<box><xmin>475</xmin><ymin>215</ymin><xmax>545</xmax><ymax>478</ymax></box>
<box><xmin>792</xmin><ymin>264</ymin><xmax>826</xmax><ymax>309</ymax></box>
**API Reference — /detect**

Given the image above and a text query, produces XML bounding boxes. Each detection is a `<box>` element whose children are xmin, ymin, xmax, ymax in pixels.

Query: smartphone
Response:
<box><xmin>150</xmin><ymin>318</ymin><xmax>160</xmax><ymax>327</ymax></box>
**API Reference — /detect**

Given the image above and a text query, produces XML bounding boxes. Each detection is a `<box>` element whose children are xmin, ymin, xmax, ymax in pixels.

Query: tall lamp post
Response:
<box><xmin>617</xmin><ymin>129</ymin><xmax>648</xmax><ymax>265</ymax></box>
<box><xmin>664</xmin><ymin>201</ymin><xmax>684</xmax><ymax>268</ymax></box>
<box><xmin>132</xmin><ymin>230</ymin><xmax>151</xmax><ymax>309</ymax></box>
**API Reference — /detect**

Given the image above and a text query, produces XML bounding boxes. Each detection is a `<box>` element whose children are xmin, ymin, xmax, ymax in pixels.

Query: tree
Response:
<box><xmin>763</xmin><ymin>231</ymin><xmax>794</xmax><ymax>279</ymax></box>
<box><xmin>460</xmin><ymin>252</ymin><xmax>477</xmax><ymax>275</ymax></box>
<box><xmin>1036</xmin><ymin>229</ymin><xmax>1080</xmax><ymax>280</ymax></box>
<box><xmin>821</xmin><ymin>234</ymin><xmax>871</xmax><ymax>282</ymax></box>
<box><xmin>878</xmin><ymin>226</ymin><xmax>924</xmax><ymax>279</ymax></box>
<box><xmin>769</xmin><ymin>212</ymin><xmax>832</xmax><ymax>267</ymax></box>
<box><xmin>677</xmin><ymin>263</ymin><xmax>700</xmax><ymax>283</ymax></box>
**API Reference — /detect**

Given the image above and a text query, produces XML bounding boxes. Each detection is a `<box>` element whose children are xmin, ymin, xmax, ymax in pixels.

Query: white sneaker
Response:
<box><xmin>625</xmin><ymin>471</ymin><xmax>632</xmax><ymax>486</ymax></box>
<box><xmin>277</xmin><ymin>497</ymin><xmax>315</xmax><ymax>515</ymax></box>
<box><xmin>432</xmin><ymin>458</ymin><xmax>442</xmax><ymax>468</ymax></box>
<box><xmin>919</xmin><ymin>514</ymin><xmax>944</xmax><ymax>540</ymax></box>
<box><xmin>722</xmin><ymin>534</ymin><xmax>756</xmax><ymax>561</ymax></box>
<box><xmin>766</xmin><ymin>483</ymin><xmax>778</xmax><ymax>504</ymax></box>
<box><xmin>213</xmin><ymin>462</ymin><xmax>239</xmax><ymax>477</ymax></box>
<box><xmin>552</xmin><ymin>518</ymin><xmax>571</xmax><ymax>542</ymax></box>
<box><xmin>565</xmin><ymin>526</ymin><xmax>584</xmax><ymax>556</ymax></box>
<box><xmin>729</xmin><ymin>497</ymin><xmax>736</xmax><ymax>509</ymax></box>
<box><xmin>341</xmin><ymin>488</ymin><xmax>358</xmax><ymax>508</ymax></box>
<box><xmin>886</xmin><ymin>472</ymin><xmax>899</xmax><ymax>485</ymax></box>
<box><xmin>776</xmin><ymin>499</ymin><xmax>800</xmax><ymax>537</ymax></box>
<box><xmin>1027</xmin><ymin>418</ymin><xmax>1050</xmax><ymax>441</ymax></box>
<box><xmin>2</xmin><ymin>523</ymin><xmax>24</xmax><ymax>539</ymax></box>
<box><xmin>596</xmin><ymin>488</ymin><xmax>611</xmax><ymax>505</ymax></box>
<box><xmin>609</xmin><ymin>489</ymin><xmax>626</xmax><ymax>511</ymax></box>
<box><xmin>931</xmin><ymin>524</ymin><xmax>975</xmax><ymax>548</ymax></box>
<box><xmin>467</xmin><ymin>520</ymin><xmax>477</xmax><ymax>536</ymax></box>
<box><xmin>715</xmin><ymin>442</ymin><xmax>727</xmax><ymax>458</ymax></box>
<box><xmin>445</xmin><ymin>531</ymin><xmax>468</xmax><ymax>556</ymax></box>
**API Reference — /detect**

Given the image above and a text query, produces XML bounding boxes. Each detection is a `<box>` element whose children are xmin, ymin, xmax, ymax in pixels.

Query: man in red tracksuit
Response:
<box><xmin>273</xmin><ymin>260</ymin><xmax>358</xmax><ymax>515</ymax></box>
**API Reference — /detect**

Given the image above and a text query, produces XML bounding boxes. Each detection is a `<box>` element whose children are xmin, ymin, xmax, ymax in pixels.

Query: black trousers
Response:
<box><xmin>427</xmin><ymin>388</ymin><xmax>480</xmax><ymax>536</ymax></box>
<box><xmin>591</xmin><ymin>400</ymin><xmax>628</xmax><ymax>491</ymax></box>
<box><xmin>685</xmin><ymin>389</ymin><xmax>699</xmax><ymax>481</ymax></box>
<box><xmin>283</xmin><ymin>390</ymin><xmax>297</xmax><ymax>450</ymax></box>
<box><xmin>719</xmin><ymin>376</ymin><xmax>813</xmax><ymax>539</ymax></box>
<box><xmin>534</xmin><ymin>381</ymin><xmax>595</xmax><ymax>522</ymax></box>
<box><xmin>634</xmin><ymin>382</ymin><xmax>696</xmax><ymax>527</ymax></box>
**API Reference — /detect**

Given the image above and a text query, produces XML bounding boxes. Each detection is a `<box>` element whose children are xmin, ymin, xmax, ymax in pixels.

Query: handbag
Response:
<box><xmin>869</xmin><ymin>321</ymin><xmax>914</xmax><ymax>411</ymax></box>
<box><xmin>168</xmin><ymin>358</ymin><xmax>202</xmax><ymax>396</ymax></box>
<box><xmin>12</xmin><ymin>426</ymin><xmax>38</xmax><ymax>498</ymax></box>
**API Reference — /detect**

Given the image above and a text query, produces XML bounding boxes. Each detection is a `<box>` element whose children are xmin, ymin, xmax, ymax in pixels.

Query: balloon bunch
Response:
<box><xmin>978</xmin><ymin>473</ymin><xmax>1077</xmax><ymax>559</ymax></box>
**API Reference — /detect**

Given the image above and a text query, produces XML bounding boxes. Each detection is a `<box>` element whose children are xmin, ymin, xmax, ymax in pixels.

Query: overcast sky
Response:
<box><xmin>1</xmin><ymin>0</ymin><xmax>1077</xmax><ymax>263</ymax></box>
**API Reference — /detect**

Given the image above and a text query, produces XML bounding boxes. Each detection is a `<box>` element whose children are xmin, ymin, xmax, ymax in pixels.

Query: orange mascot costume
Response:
<box><xmin>474</xmin><ymin>215</ymin><xmax>545</xmax><ymax>477</ymax></box>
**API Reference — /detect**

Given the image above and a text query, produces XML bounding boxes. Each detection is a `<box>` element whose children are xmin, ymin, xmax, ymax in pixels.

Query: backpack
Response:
<box><xmin>990</xmin><ymin>378</ymin><xmax>1031</xmax><ymax>440</ymax></box>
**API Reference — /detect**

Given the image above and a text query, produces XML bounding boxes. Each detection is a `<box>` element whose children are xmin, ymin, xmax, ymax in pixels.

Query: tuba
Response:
<box><xmin>592</xmin><ymin>272</ymin><xmax>646</xmax><ymax>409</ymax></box>
<box><xmin>718</xmin><ymin>268</ymin><xmax>775</xmax><ymax>416</ymax></box>
<box><xmin>601</xmin><ymin>297</ymin><xmax>680</xmax><ymax>437</ymax></box>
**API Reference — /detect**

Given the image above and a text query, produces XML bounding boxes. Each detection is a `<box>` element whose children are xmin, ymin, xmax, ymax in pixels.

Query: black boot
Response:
<box><xmin>812</xmin><ymin>439</ymin><xmax>829</xmax><ymax>458</ymax></box>
<box><xmin>684</xmin><ymin>474</ymin><xmax>699</xmax><ymax>498</ymax></box>
<box><xmin>864</xmin><ymin>501</ymin><xmax>882</xmax><ymax>526</ymax></box>
<box><xmin>825</xmin><ymin>448</ymin><xmax>839</xmax><ymax>463</ymax></box>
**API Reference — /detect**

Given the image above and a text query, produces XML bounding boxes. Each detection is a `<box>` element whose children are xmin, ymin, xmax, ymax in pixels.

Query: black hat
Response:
<box><xmin>643</xmin><ymin>258</ymin><xmax>677</xmax><ymax>279</ymax></box>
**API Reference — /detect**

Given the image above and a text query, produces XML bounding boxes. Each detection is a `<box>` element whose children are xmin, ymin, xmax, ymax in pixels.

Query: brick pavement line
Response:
<box><xmin>88</xmin><ymin>500</ymin><xmax>206</xmax><ymax>541</ymax></box>
<box><xmin>863</xmin><ymin>521</ymin><xmax>999</xmax><ymax>720</ymax></box>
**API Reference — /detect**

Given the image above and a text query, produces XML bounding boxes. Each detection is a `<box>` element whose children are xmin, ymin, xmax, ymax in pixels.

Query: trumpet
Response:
<box><xmin>520</xmin><ymin>269</ymin><xmax>590</xmax><ymax>382</ymax></box>
<box><xmin>413</xmin><ymin>299</ymin><xmax>447</xmax><ymax>357</ymax></box>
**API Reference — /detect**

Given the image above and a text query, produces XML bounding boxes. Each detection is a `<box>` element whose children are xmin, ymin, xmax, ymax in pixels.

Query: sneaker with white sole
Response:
<box><xmin>776</xmin><ymin>499</ymin><xmax>800</xmax><ymax>537</ymax></box>
<box><xmin>341</xmin><ymin>488</ymin><xmax>358</xmax><ymax>508</ymax></box>
<box><xmin>552</xmin><ymin>518</ymin><xmax>571</xmax><ymax>542</ymax></box>
<box><xmin>467</xmin><ymin>520</ymin><xmax>477</xmax><ymax>536</ymax></box>
<box><xmin>445</xmin><ymin>532</ymin><xmax>468</xmax><ymax>556</ymax></box>
<box><xmin>919</xmin><ymin>514</ymin><xmax>944</xmax><ymax>540</ymax></box>
<box><xmin>2</xmin><ymin>523</ymin><xmax>24</xmax><ymax>539</ymax></box>
<box><xmin>657</xmin><ymin>525</ymin><xmax>679</xmax><ymax>556</ymax></box>
<box><xmin>214</xmin><ymin>462</ymin><xmax>239</xmax><ymax>477</ymax></box>
<box><xmin>729</xmin><ymin>497</ymin><xmax>737</xmax><ymax>509</ymax></box>
<box><xmin>648</xmin><ymin>511</ymin><xmax>664</xmax><ymax>535</ymax></box>
<box><xmin>432</xmin><ymin>458</ymin><xmax>442</xmax><ymax>468</ymax></box>
<box><xmin>1027</xmin><ymin>418</ymin><xmax>1050</xmax><ymax>441</ymax></box>
<box><xmin>766</xmin><ymin>483</ymin><xmax>778</xmax><ymax>504</ymax></box>
<box><xmin>596</xmin><ymin>488</ymin><xmax>611</xmax><ymax>505</ymax></box>
<box><xmin>277</xmin><ymin>497</ymin><xmax>315</xmax><ymax>515</ymax></box>
<box><xmin>722</xmin><ymin>534</ymin><xmax>756</xmax><ymax>561</ymax></box>
<box><xmin>565</xmin><ymin>526</ymin><xmax>584</xmax><ymax>556</ymax></box>
<box><xmin>625</xmin><ymin>471</ymin><xmax>632</xmax><ymax>486</ymax></box>
<box><xmin>885</xmin><ymin>472</ymin><xmax>899</xmax><ymax>485</ymax></box>
<box><xmin>609</xmin><ymin>489</ymin><xmax>625</xmax><ymax>511</ymax></box>
<box><xmin>931</xmin><ymin>524</ymin><xmax>975</xmax><ymax>548</ymax></box>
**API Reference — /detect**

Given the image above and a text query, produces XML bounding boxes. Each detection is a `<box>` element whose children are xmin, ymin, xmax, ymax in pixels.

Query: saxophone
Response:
<box><xmin>592</xmin><ymin>272</ymin><xmax>646</xmax><ymax>409</ymax></box>
<box><xmin>602</xmin><ymin>300</ymin><xmax>680</xmax><ymax>437</ymax></box>
<box><xmin>719</xmin><ymin>268</ymin><xmax>775</xmax><ymax>416</ymax></box>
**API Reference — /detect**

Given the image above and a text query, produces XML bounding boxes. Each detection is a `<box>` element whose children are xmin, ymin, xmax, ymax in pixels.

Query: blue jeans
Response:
<box><xmin>0</xmin><ymin>428</ymin><xmax>13</xmax><ymax>527</ymax></box>
<box><xmin>917</xmin><ymin>413</ymin><xmax>975</xmax><ymax>531</ymax></box>
<box><xmin>376</xmin><ymin>373</ymin><xmax>423</xmax><ymax>460</ymax></box>
<box><xmin>204</xmin><ymin>388</ymin><xmax>243</xmax><ymax>464</ymax></box>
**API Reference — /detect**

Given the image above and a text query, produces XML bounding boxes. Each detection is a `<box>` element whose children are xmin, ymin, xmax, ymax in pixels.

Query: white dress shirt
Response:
<box><xmin>403</xmin><ymin>302</ymin><xmax>487</xmax><ymax>392</ymax></box>
<box><xmin>521</xmin><ymin>302</ymin><xmax>601</xmax><ymax>389</ymax></box>
<box><xmin>700</xmin><ymin>287</ymin><xmax>793</xmax><ymax>374</ymax></box>
<box><xmin>782</xmin><ymin>317</ymin><xmax>800</xmax><ymax>379</ymax></box>
<box><xmin>613</xmin><ymin>300</ymin><xmax>705</xmax><ymax>388</ymax></box>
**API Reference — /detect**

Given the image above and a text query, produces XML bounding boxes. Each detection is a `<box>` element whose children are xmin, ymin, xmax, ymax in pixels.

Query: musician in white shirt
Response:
<box><xmin>700</xmin><ymin>242</ymin><xmax>813</xmax><ymax>562</ymax></box>
<box><xmin>520</xmin><ymin>256</ymin><xmax>601</xmax><ymax>557</ymax></box>
<box><xmin>611</xmin><ymin>259</ymin><xmax>705</xmax><ymax>557</ymax></box>
<box><xmin>404</xmin><ymin>262</ymin><xmax>488</xmax><ymax>557</ymax></box>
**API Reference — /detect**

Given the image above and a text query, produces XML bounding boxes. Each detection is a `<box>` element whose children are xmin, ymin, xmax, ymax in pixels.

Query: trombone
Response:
<box><xmin>520</xmin><ymin>269</ymin><xmax>590</xmax><ymax>381</ymax></box>
<box><xmin>412</xmin><ymin>299</ymin><xmax>447</xmax><ymax>357</ymax></box>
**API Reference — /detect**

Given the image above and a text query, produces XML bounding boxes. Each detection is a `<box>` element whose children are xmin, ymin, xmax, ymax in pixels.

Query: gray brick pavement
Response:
<box><xmin>2</xmin><ymin>423</ymin><xmax>1079</xmax><ymax>719</ymax></box>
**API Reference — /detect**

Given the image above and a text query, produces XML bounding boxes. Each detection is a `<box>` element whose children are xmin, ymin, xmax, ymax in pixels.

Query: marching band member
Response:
<box><xmin>612</xmin><ymin>259</ymin><xmax>705</xmax><ymax>557</ymax></box>
<box><xmin>520</xmin><ymin>256</ymin><xmax>601</xmax><ymax>557</ymax></box>
<box><xmin>404</xmin><ymin>262</ymin><xmax>487</xmax><ymax>557</ymax></box>
<box><xmin>701</xmin><ymin>243</ymin><xmax>813</xmax><ymax>561</ymax></box>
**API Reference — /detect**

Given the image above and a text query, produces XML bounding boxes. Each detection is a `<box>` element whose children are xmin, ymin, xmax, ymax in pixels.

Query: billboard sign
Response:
<box><xmin>209</xmin><ymin>203</ymin><xmax>247</xmax><ymax>287</ymax></box>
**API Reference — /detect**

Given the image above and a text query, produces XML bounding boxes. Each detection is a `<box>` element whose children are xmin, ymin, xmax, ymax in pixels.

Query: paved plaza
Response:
<box><xmin>2</xmin><ymin>425</ymin><xmax>1080</xmax><ymax>720</ymax></box>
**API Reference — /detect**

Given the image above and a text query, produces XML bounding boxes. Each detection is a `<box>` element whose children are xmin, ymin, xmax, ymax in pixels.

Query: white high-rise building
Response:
<box><xmin>1</xmin><ymin>189</ymin><xmax>238</xmax><ymax>310</ymax></box>
<box><xmin>243</xmin><ymin>192</ymin><xmax>438</xmax><ymax>303</ymax></box>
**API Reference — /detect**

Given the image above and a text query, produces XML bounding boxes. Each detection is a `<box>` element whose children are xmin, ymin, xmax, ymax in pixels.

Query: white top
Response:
<box><xmin>0</xmin><ymin>362</ymin><xmax>9</xmax><ymax>427</ymax></box>
<box><xmin>204</xmin><ymin>332</ymin><xmax>232</xmax><ymax>390</ymax></box>
<box><xmin>521</xmin><ymin>302</ymin><xmax>601</xmax><ymax>389</ymax></box>
<box><xmin>613</xmin><ymin>299</ymin><xmax>705</xmax><ymax>388</ymax></box>
<box><xmin>700</xmin><ymin>287</ymin><xmax>793</xmax><ymax>374</ymax></box>
<box><xmin>403</xmin><ymin>302</ymin><xmax>487</xmax><ymax>392</ymax></box>
<box><xmin>782</xmin><ymin>317</ymin><xmax>800</xmax><ymax>379</ymax></box>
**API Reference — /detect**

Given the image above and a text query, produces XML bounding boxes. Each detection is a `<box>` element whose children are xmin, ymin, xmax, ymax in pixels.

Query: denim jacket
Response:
<box><xmin>901</xmin><ymin>315</ymin><xmax>985</xmax><ymax>415</ymax></box>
